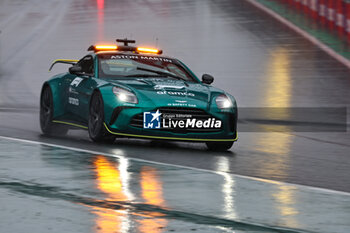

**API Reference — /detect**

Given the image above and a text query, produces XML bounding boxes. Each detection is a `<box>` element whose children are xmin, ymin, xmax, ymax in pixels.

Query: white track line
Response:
<box><xmin>0</xmin><ymin>135</ymin><xmax>349</xmax><ymax>196</ymax></box>
<box><xmin>244</xmin><ymin>0</ymin><xmax>350</xmax><ymax>69</ymax></box>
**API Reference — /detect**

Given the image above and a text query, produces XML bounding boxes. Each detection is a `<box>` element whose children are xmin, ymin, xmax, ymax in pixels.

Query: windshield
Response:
<box><xmin>98</xmin><ymin>54</ymin><xmax>196</xmax><ymax>82</ymax></box>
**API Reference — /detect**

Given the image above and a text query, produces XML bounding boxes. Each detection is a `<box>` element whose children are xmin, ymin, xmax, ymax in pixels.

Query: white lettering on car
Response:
<box><xmin>156</xmin><ymin>91</ymin><xmax>195</xmax><ymax>96</ymax></box>
<box><xmin>70</xmin><ymin>77</ymin><xmax>83</xmax><ymax>87</ymax></box>
<box><xmin>109</xmin><ymin>55</ymin><xmax>173</xmax><ymax>63</ymax></box>
<box><xmin>68</xmin><ymin>97</ymin><xmax>79</xmax><ymax>106</ymax></box>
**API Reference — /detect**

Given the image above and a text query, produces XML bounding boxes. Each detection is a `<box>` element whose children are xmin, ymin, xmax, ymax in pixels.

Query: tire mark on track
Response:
<box><xmin>0</xmin><ymin>180</ymin><xmax>306</xmax><ymax>233</ymax></box>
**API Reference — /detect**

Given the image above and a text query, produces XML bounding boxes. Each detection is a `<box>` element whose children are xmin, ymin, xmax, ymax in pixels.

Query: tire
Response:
<box><xmin>40</xmin><ymin>86</ymin><xmax>68</xmax><ymax>136</ymax></box>
<box><xmin>88</xmin><ymin>92</ymin><xmax>116</xmax><ymax>143</ymax></box>
<box><xmin>205</xmin><ymin>141</ymin><xmax>234</xmax><ymax>151</ymax></box>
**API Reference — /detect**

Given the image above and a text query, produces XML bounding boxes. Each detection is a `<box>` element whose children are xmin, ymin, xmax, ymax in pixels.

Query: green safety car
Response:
<box><xmin>40</xmin><ymin>39</ymin><xmax>237</xmax><ymax>150</ymax></box>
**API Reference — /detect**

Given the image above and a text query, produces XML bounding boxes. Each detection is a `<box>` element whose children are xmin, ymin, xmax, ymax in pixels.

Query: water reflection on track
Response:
<box><xmin>1</xmin><ymin>138</ymin><xmax>349</xmax><ymax>233</ymax></box>
<box><xmin>93</xmin><ymin>156</ymin><xmax>168</xmax><ymax>233</ymax></box>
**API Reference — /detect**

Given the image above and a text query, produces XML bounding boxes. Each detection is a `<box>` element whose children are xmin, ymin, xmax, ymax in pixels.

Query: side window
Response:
<box><xmin>78</xmin><ymin>56</ymin><xmax>94</xmax><ymax>75</ymax></box>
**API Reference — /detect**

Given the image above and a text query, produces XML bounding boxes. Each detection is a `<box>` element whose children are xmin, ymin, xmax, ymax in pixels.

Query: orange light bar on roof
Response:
<box><xmin>95</xmin><ymin>45</ymin><xmax>118</xmax><ymax>50</ymax></box>
<box><xmin>137</xmin><ymin>47</ymin><xmax>160</xmax><ymax>54</ymax></box>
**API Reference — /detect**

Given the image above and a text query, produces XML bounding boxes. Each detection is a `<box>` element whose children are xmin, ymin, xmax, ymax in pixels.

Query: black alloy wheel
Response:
<box><xmin>88</xmin><ymin>92</ymin><xmax>116</xmax><ymax>143</ymax></box>
<box><xmin>40</xmin><ymin>86</ymin><xmax>68</xmax><ymax>136</ymax></box>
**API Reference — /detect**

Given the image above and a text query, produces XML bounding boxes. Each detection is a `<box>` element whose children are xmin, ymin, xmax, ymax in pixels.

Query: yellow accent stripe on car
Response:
<box><xmin>53</xmin><ymin>120</ymin><xmax>88</xmax><ymax>129</ymax></box>
<box><xmin>104</xmin><ymin>123</ymin><xmax>238</xmax><ymax>142</ymax></box>
<box><xmin>52</xmin><ymin>59</ymin><xmax>79</xmax><ymax>63</ymax></box>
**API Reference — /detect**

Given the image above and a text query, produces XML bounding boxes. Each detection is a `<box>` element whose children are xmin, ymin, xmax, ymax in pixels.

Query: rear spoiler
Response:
<box><xmin>49</xmin><ymin>59</ymin><xmax>79</xmax><ymax>71</ymax></box>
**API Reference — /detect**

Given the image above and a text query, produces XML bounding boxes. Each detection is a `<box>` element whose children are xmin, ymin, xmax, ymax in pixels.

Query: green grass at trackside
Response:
<box><xmin>255</xmin><ymin>0</ymin><xmax>350</xmax><ymax>60</ymax></box>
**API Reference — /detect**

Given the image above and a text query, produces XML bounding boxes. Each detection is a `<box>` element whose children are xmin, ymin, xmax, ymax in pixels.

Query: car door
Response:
<box><xmin>67</xmin><ymin>55</ymin><xmax>97</xmax><ymax>122</ymax></box>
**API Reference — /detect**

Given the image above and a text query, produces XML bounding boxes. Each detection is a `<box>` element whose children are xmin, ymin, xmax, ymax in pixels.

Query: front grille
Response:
<box><xmin>130</xmin><ymin>107</ymin><xmax>222</xmax><ymax>133</ymax></box>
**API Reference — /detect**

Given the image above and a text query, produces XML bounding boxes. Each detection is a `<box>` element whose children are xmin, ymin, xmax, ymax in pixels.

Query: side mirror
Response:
<box><xmin>69</xmin><ymin>65</ymin><xmax>82</xmax><ymax>75</ymax></box>
<box><xmin>202</xmin><ymin>74</ymin><xmax>214</xmax><ymax>84</ymax></box>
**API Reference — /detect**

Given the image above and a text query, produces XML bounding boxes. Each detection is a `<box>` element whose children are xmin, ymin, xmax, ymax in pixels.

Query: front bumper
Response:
<box><xmin>104</xmin><ymin>106</ymin><xmax>238</xmax><ymax>142</ymax></box>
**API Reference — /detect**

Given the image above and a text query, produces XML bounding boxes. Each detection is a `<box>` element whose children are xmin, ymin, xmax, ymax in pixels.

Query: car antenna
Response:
<box><xmin>116</xmin><ymin>38</ymin><xmax>136</xmax><ymax>46</ymax></box>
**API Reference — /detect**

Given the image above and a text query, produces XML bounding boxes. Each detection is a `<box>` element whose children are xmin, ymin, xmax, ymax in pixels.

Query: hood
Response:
<box><xmin>110</xmin><ymin>78</ymin><xmax>215</xmax><ymax>108</ymax></box>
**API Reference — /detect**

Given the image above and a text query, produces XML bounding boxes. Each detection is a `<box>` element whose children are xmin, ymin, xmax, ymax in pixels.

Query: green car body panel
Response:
<box><xmin>43</xmin><ymin>52</ymin><xmax>238</xmax><ymax>142</ymax></box>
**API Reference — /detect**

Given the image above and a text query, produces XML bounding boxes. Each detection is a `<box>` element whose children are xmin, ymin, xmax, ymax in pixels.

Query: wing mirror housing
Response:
<box><xmin>202</xmin><ymin>74</ymin><xmax>214</xmax><ymax>84</ymax></box>
<box><xmin>69</xmin><ymin>65</ymin><xmax>83</xmax><ymax>75</ymax></box>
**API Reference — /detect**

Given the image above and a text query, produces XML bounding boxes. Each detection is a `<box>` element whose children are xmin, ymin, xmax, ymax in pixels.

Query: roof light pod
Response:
<box><xmin>87</xmin><ymin>38</ymin><xmax>163</xmax><ymax>54</ymax></box>
<box><xmin>95</xmin><ymin>45</ymin><xmax>118</xmax><ymax>50</ymax></box>
<box><xmin>137</xmin><ymin>47</ymin><xmax>162</xmax><ymax>54</ymax></box>
<box><xmin>88</xmin><ymin>45</ymin><xmax>118</xmax><ymax>51</ymax></box>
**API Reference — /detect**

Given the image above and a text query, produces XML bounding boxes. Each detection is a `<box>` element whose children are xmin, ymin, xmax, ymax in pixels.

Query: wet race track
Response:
<box><xmin>0</xmin><ymin>0</ymin><xmax>350</xmax><ymax>232</ymax></box>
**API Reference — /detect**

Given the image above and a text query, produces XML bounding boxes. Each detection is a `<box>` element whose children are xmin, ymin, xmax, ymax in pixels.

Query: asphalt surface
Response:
<box><xmin>0</xmin><ymin>0</ymin><xmax>350</xmax><ymax>195</ymax></box>
<box><xmin>1</xmin><ymin>137</ymin><xmax>349</xmax><ymax>233</ymax></box>
<box><xmin>0</xmin><ymin>138</ymin><xmax>279</xmax><ymax>233</ymax></box>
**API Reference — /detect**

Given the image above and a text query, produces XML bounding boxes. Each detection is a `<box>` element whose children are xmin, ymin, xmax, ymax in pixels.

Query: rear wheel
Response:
<box><xmin>40</xmin><ymin>86</ymin><xmax>68</xmax><ymax>136</ymax></box>
<box><xmin>88</xmin><ymin>92</ymin><xmax>116</xmax><ymax>143</ymax></box>
<box><xmin>206</xmin><ymin>141</ymin><xmax>234</xmax><ymax>151</ymax></box>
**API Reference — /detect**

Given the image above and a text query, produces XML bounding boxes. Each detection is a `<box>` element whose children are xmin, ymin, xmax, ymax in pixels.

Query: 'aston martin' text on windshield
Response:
<box><xmin>98</xmin><ymin>54</ymin><xmax>197</xmax><ymax>82</ymax></box>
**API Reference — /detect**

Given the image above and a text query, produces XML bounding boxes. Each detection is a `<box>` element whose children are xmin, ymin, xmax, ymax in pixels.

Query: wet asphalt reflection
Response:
<box><xmin>0</xmin><ymin>139</ymin><xmax>291</xmax><ymax>233</ymax></box>
<box><xmin>1</xmin><ymin>138</ymin><xmax>349</xmax><ymax>233</ymax></box>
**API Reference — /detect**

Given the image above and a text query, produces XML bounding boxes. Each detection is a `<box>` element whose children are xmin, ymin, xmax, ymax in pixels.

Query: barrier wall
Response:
<box><xmin>276</xmin><ymin>0</ymin><xmax>350</xmax><ymax>42</ymax></box>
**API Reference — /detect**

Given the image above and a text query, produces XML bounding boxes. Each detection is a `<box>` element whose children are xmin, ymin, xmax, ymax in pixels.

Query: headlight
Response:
<box><xmin>113</xmin><ymin>86</ymin><xmax>138</xmax><ymax>104</ymax></box>
<box><xmin>216</xmin><ymin>94</ymin><xmax>232</xmax><ymax>109</ymax></box>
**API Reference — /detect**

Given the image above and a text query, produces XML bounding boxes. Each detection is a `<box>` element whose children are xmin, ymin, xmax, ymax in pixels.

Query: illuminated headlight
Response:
<box><xmin>216</xmin><ymin>94</ymin><xmax>232</xmax><ymax>109</ymax></box>
<box><xmin>113</xmin><ymin>86</ymin><xmax>138</xmax><ymax>104</ymax></box>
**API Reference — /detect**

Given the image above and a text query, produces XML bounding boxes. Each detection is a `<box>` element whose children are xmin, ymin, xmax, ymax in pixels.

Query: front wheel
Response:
<box><xmin>206</xmin><ymin>141</ymin><xmax>234</xmax><ymax>151</ymax></box>
<box><xmin>40</xmin><ymin>85</ymin><xmax>68</xmax><ymax>136</ymax></box>
<box><xmin>88</xmin><ymin>92</ymin><xmax>116</xmax><ymax>143</ymax></box>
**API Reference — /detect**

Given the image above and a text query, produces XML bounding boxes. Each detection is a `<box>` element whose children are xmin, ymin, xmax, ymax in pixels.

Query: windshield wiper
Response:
<box><xmin>123</xmin><ymin>74</ymin><xmax>165</xmax><ymax>78</ymax></box>
<box><xmin>136</xmin><ymin>67</ymin><xmax>185</xmax><ymax>81</ymax></box>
